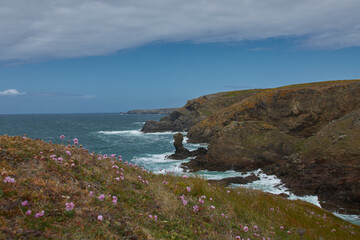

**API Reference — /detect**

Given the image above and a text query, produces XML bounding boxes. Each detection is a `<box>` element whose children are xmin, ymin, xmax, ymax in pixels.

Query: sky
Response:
<box><xmin>0</xmin><ymin>0</ymin><xmax>360</xmax><ymax>114</ymax></box>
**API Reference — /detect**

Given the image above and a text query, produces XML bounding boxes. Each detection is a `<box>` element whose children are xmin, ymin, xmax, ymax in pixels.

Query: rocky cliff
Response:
<box><xmin>143</xmin><ymin>79</ymin><xmax>360</xmax><ymax>214</ymax></box>
<box><xmin>141</xmin><ymin>89</ymin><xmax>261</xmax><ymax>132</ymax></box>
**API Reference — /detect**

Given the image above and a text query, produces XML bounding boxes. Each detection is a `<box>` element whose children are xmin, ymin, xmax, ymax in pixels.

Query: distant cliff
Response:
<box><xmin>126</xmin><ymin>108</ymin><xmax>178</xmax><ymax>115</ymax></box>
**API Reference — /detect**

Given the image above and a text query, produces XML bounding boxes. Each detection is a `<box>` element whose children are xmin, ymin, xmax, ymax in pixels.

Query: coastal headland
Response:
<box><xmin>142</xmin><ymin>80</ymin><xmax>360</xmax><ymax>215</ymax></box>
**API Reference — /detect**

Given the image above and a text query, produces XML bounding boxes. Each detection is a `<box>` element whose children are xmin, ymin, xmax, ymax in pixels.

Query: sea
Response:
<box><xmin>0</xmin><ymin>113</ymin><xmax>358</xmax><ymax>225</ymax></box>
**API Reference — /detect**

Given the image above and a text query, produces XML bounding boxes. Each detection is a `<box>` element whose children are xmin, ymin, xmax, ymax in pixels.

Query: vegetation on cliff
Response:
<box><xmin>1</xmin><ymin>135</ymin><xmax>359</xmax><ymax>239</ymax></box>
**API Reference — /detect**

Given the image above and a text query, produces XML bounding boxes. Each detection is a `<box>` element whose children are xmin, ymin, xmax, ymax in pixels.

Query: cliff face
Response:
<box><xmin>141</xmin><ymin>89</ymin><xmax>260</xmax><ymax>132</ymax></box>
<box><xmin>143</xmin><ymin>79</ymin><xmax>360</xmax><ymax>214</ymax></box>
<box><xmin>183</xmin><ymin>80</ymin><xmax>360</xmax><ymax>214</ymax></box>
<box><xmin>187</xmin><ymin>80</ymin><xmax>360</xmax><ymax>142</ymax></box>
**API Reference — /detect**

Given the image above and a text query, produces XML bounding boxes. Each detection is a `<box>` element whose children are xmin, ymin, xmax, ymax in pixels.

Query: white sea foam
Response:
<box><xmin>333</xmin><ymin>213</ymin><xmax>360</xmax><ymax>225</ymax></box>
<box><xmin>97</xmin><ymin>130</ymin><xmax>177</xmax><ymax>136</ymax></box>
<box><xmin>134</xmin><ymin>122</ymin><xmax>146</xmax><ymax>125</ymax></box>
<box><xmin>288</xmin><ymin>194</ymin><xmax>321</xmax><ymax>208</ymax></box>
<box><xmin>98</xmin><ymin>130</ymin><xmax>143</xmax><ymax>136</ymax></box>
<box><xmin>131</xmin><ymin>152</ymin><xmax>190</xmax><ymax>175</ymax></box>
<box><xmin>132</xmin><ymin>152</ymin><xmax>174</xmax><ymax>163</ymax></box>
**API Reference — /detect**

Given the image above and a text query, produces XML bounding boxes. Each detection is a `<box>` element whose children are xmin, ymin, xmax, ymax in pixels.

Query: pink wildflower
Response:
<box><xmin>65</xmin><ymin>202</ymin><xmax>75</xmax><ymax>211</ymax></box>
<box><xmin>60</xmin><ymin>135</ymin><xmax>65</xmax><ymax>140</ymax></box>
<box><xmin>193</xmin><ymin>205</ymin><xmax>199</xmax><ymax>212</ymax></box>
<box><xmin>280</xmin><ymin>226</ymin><xmax>284</xmax><ymax>230</ymax></box>
<box><xmin>148</xmin><ymin>214</ymin><xmax>153</xmax><ymax>219</ymax></box>
<box><xmin>112</xmin><ymin>196</ymin><xmax>118</xmax><ymax>205</ymax></box>
<box><xmin>254</xmin><ymin>225</ymin><xmax>258</xmax><ymax>231</ymax></box>
<box><xmin>35</xmin><ymin>210</ymin><xmax>45</xmax><ymax>218</ymax></box>
<box><xmin>116</xmin><ymin>177</ymin><xmax>120</xmax><ymax>181</ymax></box>
<box><xmin>182</xmin><ymin>175</ymin><xmax>188</xmax><ymax>179</ymax></box>
<box><xmin>71</xmin><ymin>163</ymin><xmax>75</xmax><ymax>167</ymax></box>
<box><xmin>21</xmin><ymin>200</ymin><xmax>28</xmax><ymax>206</ymax></box>
<box><xmin>331</xmin><ymin>229</ymin><xmax>336</xmax><ymax>232</ymax></box>
<box><xmin>97</xmin><ymin>215</ymin><xmax>103</xmax><ymax>221</ymax></box>
<box><xmin>243</xmin><ymin>226</ymin><xmax>249</xmax><ymax>232</ymax></box>
<box><xmin>66</xmin><ymin>150</ymin><xmax>71</xmax><ymax>156</ymax></box>
<box><xmin>111</xmin><ymin>154</ymin><xmax>116</xmax><ymax>158</ymax></box>
<box><xmin>182</xmin><ymin>200</ymin><xmax>188</xmax><ymax>206</ymax></box>
<box><xmin>199</xmin><ymin>198</ymin><xmax>205</xmax><ymax>204</ymax></box>
<box><xmin>25</xmin><ymin>210</ymin><xmax>31</xmax><ymax>216</ymax></box>
<box><xmin>154</xmin><ymin>215</ymin><xmax>158</xmax><ymax>221</ymax></box>
<box><xmin>227</xmin><ymin>190</ymin><xmax>230</xmax><ymax>194</ymax></box>
<box><xmin>57</xmin><ymin>157</ymin><xmax>63</xmax><ymax>163</ymax></box>
<box><xmin>287</xmin><ymin>231</ymin><xmax>291</xmax><ymax>234</ymax></box>
<box><xmin>112</xmin><ymin>165</ymin><xmax>119</xmax><ymax>169</ymax></box>
<box><xmin>98</xmin><ymin>194</ymin><xmax>105</xmax><ymax>201</ymax></box>
<box><xmin>186</xmin><ymin>187</ymin><xmax>191</xmax><ymax>192</ymax></box>
<box><xmin>210</xmin><ymin>205</ymin><xmax>215</xmax><ymax>210</ymax></box>
<box><xmin>235</xmin><ymin>236</ymin><xmax>241</xmax><ymax>240</ymax></box>
<box><xmin>3</xmin><ymin>176</ymin><xmax>16</xmax><ymax>183</ymax></box>
<box><xmin>89</xmin><ymin>191</ymin><xmax>94</xmax><ymax>196</ymax></box>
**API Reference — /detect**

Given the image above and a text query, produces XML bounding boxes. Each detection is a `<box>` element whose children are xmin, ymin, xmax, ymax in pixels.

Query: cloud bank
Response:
<box><xmin>0</xmin><ymin>89</ymin><xmax>26</xmax><ymax>96</ymax></box>
<box><xmin>1</xmin><ymin>0</ymin><xmax>360</xmax><ymax>62</ymax></box>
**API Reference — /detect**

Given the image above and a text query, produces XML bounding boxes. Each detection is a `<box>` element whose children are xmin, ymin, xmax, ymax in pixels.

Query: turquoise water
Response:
<box><xmin>0</xmin><ymin>113</ymin><xmax>359</xmax><ymax>225</ymax></box>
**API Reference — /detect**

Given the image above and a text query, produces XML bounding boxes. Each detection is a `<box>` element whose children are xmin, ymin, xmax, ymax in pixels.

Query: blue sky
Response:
<box><xmin>1</xmin><ymin>1</ymin><xmax>360</xmax><ymax>114</ymax></box>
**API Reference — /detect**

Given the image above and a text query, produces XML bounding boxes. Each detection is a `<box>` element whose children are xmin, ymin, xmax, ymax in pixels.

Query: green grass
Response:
<box><xmin>0</xmin><ymin>135</ymin><xmax>359</xmax><ymax>239</ymax></box>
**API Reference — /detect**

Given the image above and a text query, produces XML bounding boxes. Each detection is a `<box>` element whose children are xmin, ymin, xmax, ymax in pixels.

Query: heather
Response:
<box><xmin>1</xmin><ymin>135</ymin><xmax>359</xmax><ymax>239</ymax></box>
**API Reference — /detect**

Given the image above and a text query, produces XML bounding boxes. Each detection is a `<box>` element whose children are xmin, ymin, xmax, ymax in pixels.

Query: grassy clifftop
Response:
<box><xmin>1</xmin><ymin>135</ymin><xmax>359</xmax><ymax>239</ymax></box>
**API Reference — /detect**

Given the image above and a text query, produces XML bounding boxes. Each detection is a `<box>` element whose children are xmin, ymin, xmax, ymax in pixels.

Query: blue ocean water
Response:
<box><xmin>0</xmin><ymin>113</ymin><xmax>359</xmax><ymax>225</ymax></box>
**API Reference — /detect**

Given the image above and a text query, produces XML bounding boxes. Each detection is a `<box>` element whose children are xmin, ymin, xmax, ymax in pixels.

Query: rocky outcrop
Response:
<box><xmin>144</xmin><ymin>79</ymin><xmax>360</xmax><ymax>214</ymax></box>
<box><xmin>209</xmin><ymin>174</ymin><xmax>260</xmax><ymax>186</ymax></box>
<box><xmin>167</xmin><ymin>133</ymin><xmax>207</xmax><ymax>160</ymax></box>
<box><xmin>183</xmin><ymin>80</ymin><xmax>360</xmax><ymax>214</ymax></box>
<box><xmin>141</xmin><ymin>89</ymin><xmax>260</xmax><ymax>132</ymax></box>
<box><xmin>266</xmin><ymin>109</ymin><xmax>360</xmax><ymax>214</ymax></box>
<box><xmin>187</xmin><ymin>80</ymin><xmax>360</xmax><ymax>143</ymax></box>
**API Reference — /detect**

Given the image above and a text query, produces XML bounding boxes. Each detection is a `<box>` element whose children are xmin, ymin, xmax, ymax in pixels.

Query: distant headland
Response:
<box><xmin>126</xmin><ymin>108</ymin><xmax>178</xmax><ymax>115</ymax></box>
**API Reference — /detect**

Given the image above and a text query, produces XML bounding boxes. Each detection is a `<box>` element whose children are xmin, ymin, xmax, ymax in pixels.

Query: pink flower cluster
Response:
<box><xmin>112</xmin><ymin>196</ymin><xmax>118</xmax><ymax>205</ymax></box>
<box><xmin>65</xmin><ymin>202</ymin><xmax>75</xmax><ymax>211</ymax></box>
<box><xmin>179</xmin><ymin>195</ymin><xmax>188</xmax><ymax>206</ymax></box>
<box><xmin>148</xmin><ymin>214</ymin><xmax>158</xmax><ymax>221</ymax></box>
<box><xmin>35</xmin><ymin>210</ymin><xmax>45</xmax><ymax>218</ymax></box>
<box><xmin>3</xmin><ymin>176</ymin><xmax>16</xmax><ymax>183</ymax></box>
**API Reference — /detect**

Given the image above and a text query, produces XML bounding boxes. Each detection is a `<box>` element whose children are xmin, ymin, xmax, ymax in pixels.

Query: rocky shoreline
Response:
<box><xmin>143</xmin><ymin>80</ymin><xmax>360</xmax><ymax>215</ymax></box>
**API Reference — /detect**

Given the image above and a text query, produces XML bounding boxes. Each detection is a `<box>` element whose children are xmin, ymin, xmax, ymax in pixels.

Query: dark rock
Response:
<box><xmin>210</xmin><ymin>174</ymin><xmax>260</xmax><ymax>186</ymax></box>
<box><xmin>168</xmin><ymin>133</ymin><xmax>190</xmax><ymax>160</ymax></box>
<box><xmin>168</xmin><ymin>133</ymin><xmax>208</xmax><ymax>160</ymax></box>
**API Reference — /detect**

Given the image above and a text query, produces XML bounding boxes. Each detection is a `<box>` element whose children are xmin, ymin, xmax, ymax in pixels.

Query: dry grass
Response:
<box><xmin>0</xmin><ymin>135</ymin><xmax>359</xmax><ymax>239</ymax></box>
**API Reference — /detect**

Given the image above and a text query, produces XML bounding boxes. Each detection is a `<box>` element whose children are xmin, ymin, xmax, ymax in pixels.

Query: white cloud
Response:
<box><xmin>0</xmin><ymin>89</ymin><xmax>26</xmax><ymax>96</ymax></box>
<box><xmin>0</xmin><ymin>0</ymin><xmax>360</xmax><ymax>62</ymax></box>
